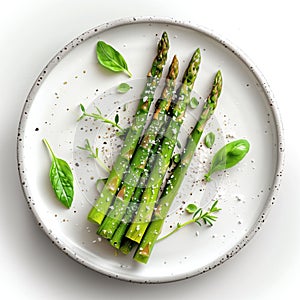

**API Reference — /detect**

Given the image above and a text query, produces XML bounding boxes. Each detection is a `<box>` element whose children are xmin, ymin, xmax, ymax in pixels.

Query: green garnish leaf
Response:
<box><xmin>114</xmin><ymin>114</ymin><xmax>119</xmax><ymax>125</ymax></box>
<box><xmin>185</xmin><ymin>203</ymin><xmax>198</xmax><ymax>214</ymax></box>
<box><xmin>204</xmin><ymin>139</ymin><xmax>250</xmax><ymax>181</ymax></box>
<box><xmin>96</xmin><ymin>41</ymin><xmax>132</xmax><ymax>77</ymax></box>
<box><xmin>77</xmin><ymin>139</ymin><xmax>110</xmax><ymax>173</ymax></box>
<box><xmin>189</xmin><ymin>97</ymin><xmax>199</xmax><ymax>109</ymax></box>
<box><xmin>78</xmin><ymin>104</ymin><xmax>125</xmax><ymax>135</ymax></box>
<box><xmin>158</xmin><ymin>200</ymin><xmax>221</xmax><ymax>242</ymax></box>
<box><xmin>204</xmin><ymin>132</ymin><xmax>215</xmax><ymax>148</ymax></box>
<box><xmin>43</xmin><ymin>138</ymin><xmax>74</xmax><ymax>208</ymax></box>
<box><xmin>210</xmin><ymin>200</ymin><xmax>221</xmax><ymax>212</ymax></box>
<box><xmin>80</xmin><ymin>103</ymin><xmax>86</xmax><ymax>113</ymax></box>
<box><xmin>117</xmin><ymin>82</ymin><xmax>131</xmax><ymax>93</ymax></box>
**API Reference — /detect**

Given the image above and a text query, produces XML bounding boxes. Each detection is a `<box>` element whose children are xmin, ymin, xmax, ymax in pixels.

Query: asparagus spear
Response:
<box><xmin>87</xmin><ymin>32</ymin><xmax>169</xmax><ymax>225</ymax></box>
<box><xmin>110</xmin><ymin>121</ymin><xmax>169</xmax><ymax>251</ymax></box>
<box><xmin>109</xmin><ymin>130</ymin><xmax>163</xmax><ymax>249</ymax></box>
<box><xmin>134</xmin><ymin>70</ymin><xmax>223</xmax><ymax>263</ymax></box>
<box><xmin>112</xmin><ymin>123</ymin><xmax>173</xmax><ymax>252</ymax></box>
<box><xmin>97</xmin><ymin>55</ymin><xmax>179</xmax><ymax>239</ymax></box>
<box><xmin>126</xmin><ymin>48</ymin><xmax>201</xmax><ymax>243</ymax></box>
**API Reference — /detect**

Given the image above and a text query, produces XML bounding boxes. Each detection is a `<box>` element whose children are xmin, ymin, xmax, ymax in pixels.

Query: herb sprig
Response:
<box><xmin>157</xmin><ymin>200</ymin><xmax>221</xmax><ymax>241</ymax></box>
<box><xmin>78</xmin><ymin>104</ymin><xmax>125</xmax><ymax>135</ymax></box>
<box><xmin>77</xmin><ymin>139</ymin><xmax>110</xmax><ymax>173</ymax></box>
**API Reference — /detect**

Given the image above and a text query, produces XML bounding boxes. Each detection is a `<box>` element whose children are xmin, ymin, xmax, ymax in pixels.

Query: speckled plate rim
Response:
<box><xmin>17</xmin><ymin>16</ymin><xmax>285</xmax><ymax>283</ymax></box>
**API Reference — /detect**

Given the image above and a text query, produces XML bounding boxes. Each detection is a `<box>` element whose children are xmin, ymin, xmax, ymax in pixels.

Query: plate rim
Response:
<box><xmin>17</xmin><ymin>16</ymin><xmax>285</xmax><ymax>283</ymax></box>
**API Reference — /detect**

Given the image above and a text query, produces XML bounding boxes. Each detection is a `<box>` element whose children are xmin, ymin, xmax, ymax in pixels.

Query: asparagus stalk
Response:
<box><xmin>126</xmin><ymin>49</ymin><xmax>201</xmax><ymax>244</ymax></box>
<box><xmin>97</xmin><ymin>55</ymin><xmax>179</xmax><ymax>239</ymax></box>
<box><xmin>134</xmin><ymin>70</ymin><xmax>223</xmax><ymax>263</ymax></box>
<box><xmin>110</xmin><ymin>130</ymin><xmax>163</xmax><ymax>249</ymax></box>
<box><xmin>87</xmin><ymin>32</ymin><xmax>169</xmax><ymax>225</ymax></box>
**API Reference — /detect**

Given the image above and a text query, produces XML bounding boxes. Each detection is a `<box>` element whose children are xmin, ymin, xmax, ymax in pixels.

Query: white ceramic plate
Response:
<box><xmin>17</xmin><ymin>17</ymin><xmax>284</xmax><ymax>283</ymax></box>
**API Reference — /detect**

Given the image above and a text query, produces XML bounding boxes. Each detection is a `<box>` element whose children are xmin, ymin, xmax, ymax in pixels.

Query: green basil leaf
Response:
<box><xmin>205</xmin><ymin>139</ymin><xmax>250</xmax><ymax>181</ymax></box>
<box><xmin>43</xmin><ymin>139</ymin><xmax>74</xmax><ymax>208</ymax></box>
<box><xmin>204</xmin><ymin>132</ymin><xmax>215</xmax><ymax>148</ymax></box>
<box><xmin>96</xmin><ymin>41</ymin><xmax>132</xmax><ymax>77</ymax></box>
<box><xmin>117</xmin><ymin>82</ymin><xmax>131</xmax><ymax>93</ymax></box>
<box><xmin>186</xmin><ymin>203</ymin><xmax>198</xmax><ymax>214</ymax></box>
<box><xmin>189</xmin><ymin>97</ymin><xmax>199</xmax><ymax>109</ymax></box>
<box><xmin>229</xmin><ymin>142</ymin><xmax>249</xmax><ymax>156</ymax></box>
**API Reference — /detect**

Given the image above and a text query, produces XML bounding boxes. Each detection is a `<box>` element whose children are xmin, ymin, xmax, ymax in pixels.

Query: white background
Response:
<box><xmin>0</xmin><ymin>0</ymin><xmax>298</xmax><ymax>299</ymax></box>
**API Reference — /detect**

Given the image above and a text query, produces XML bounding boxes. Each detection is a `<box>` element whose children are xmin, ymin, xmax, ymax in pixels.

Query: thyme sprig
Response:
<box><xmin>78</xmin><ymin>104</ymin><xmax>125</xmax><ymax>134</ymax></box>
<box><xmin>158</xmin><ymin>200</ymin><xmax>221</xmax><ymax>242</ymax></box>
<box><xmin>77</xmin><ymin>139</ymin><xmax>110</xmax><ymax>173</ymax></box>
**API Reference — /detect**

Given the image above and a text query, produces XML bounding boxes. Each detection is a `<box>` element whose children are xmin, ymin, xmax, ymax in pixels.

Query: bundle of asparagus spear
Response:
<box><xmin>87</xmin><ymin>32</ymin><xmax>223</xmax><ymax>263</ymax></box>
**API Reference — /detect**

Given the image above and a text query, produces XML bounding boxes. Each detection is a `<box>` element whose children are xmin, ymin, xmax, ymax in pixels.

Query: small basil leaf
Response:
<box><xmin>96</xmin><ymin>41</ymin><xmax>132</xmax><ymax>77</ymax></box>
<box><xmin>205</xmin><ymin>139</ymin><xmax>250</xmax><ymax>181</ymax></box>
<box><xmin>204</xmin><ymin>132</ymin><xmax>215</xmax><ymax>148</ymax></box>
<box><xmin>117</xmin><ymin>82</ymin><xmax>131</xmax><ymax>93</ymax></box>
<box><xmin>43</xmin><ymin>139</ymin><xmax>74</xmax><ymax>208</ymax></box>
<box><xmin>189</xmin><ymin>97</ymin><xmax>199</xmax><ymax>109</ymax></box>
<box><xmin>186</xmin><ymin>203</ymin><xmax>198</xmax><ymax>214</ymax></box>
